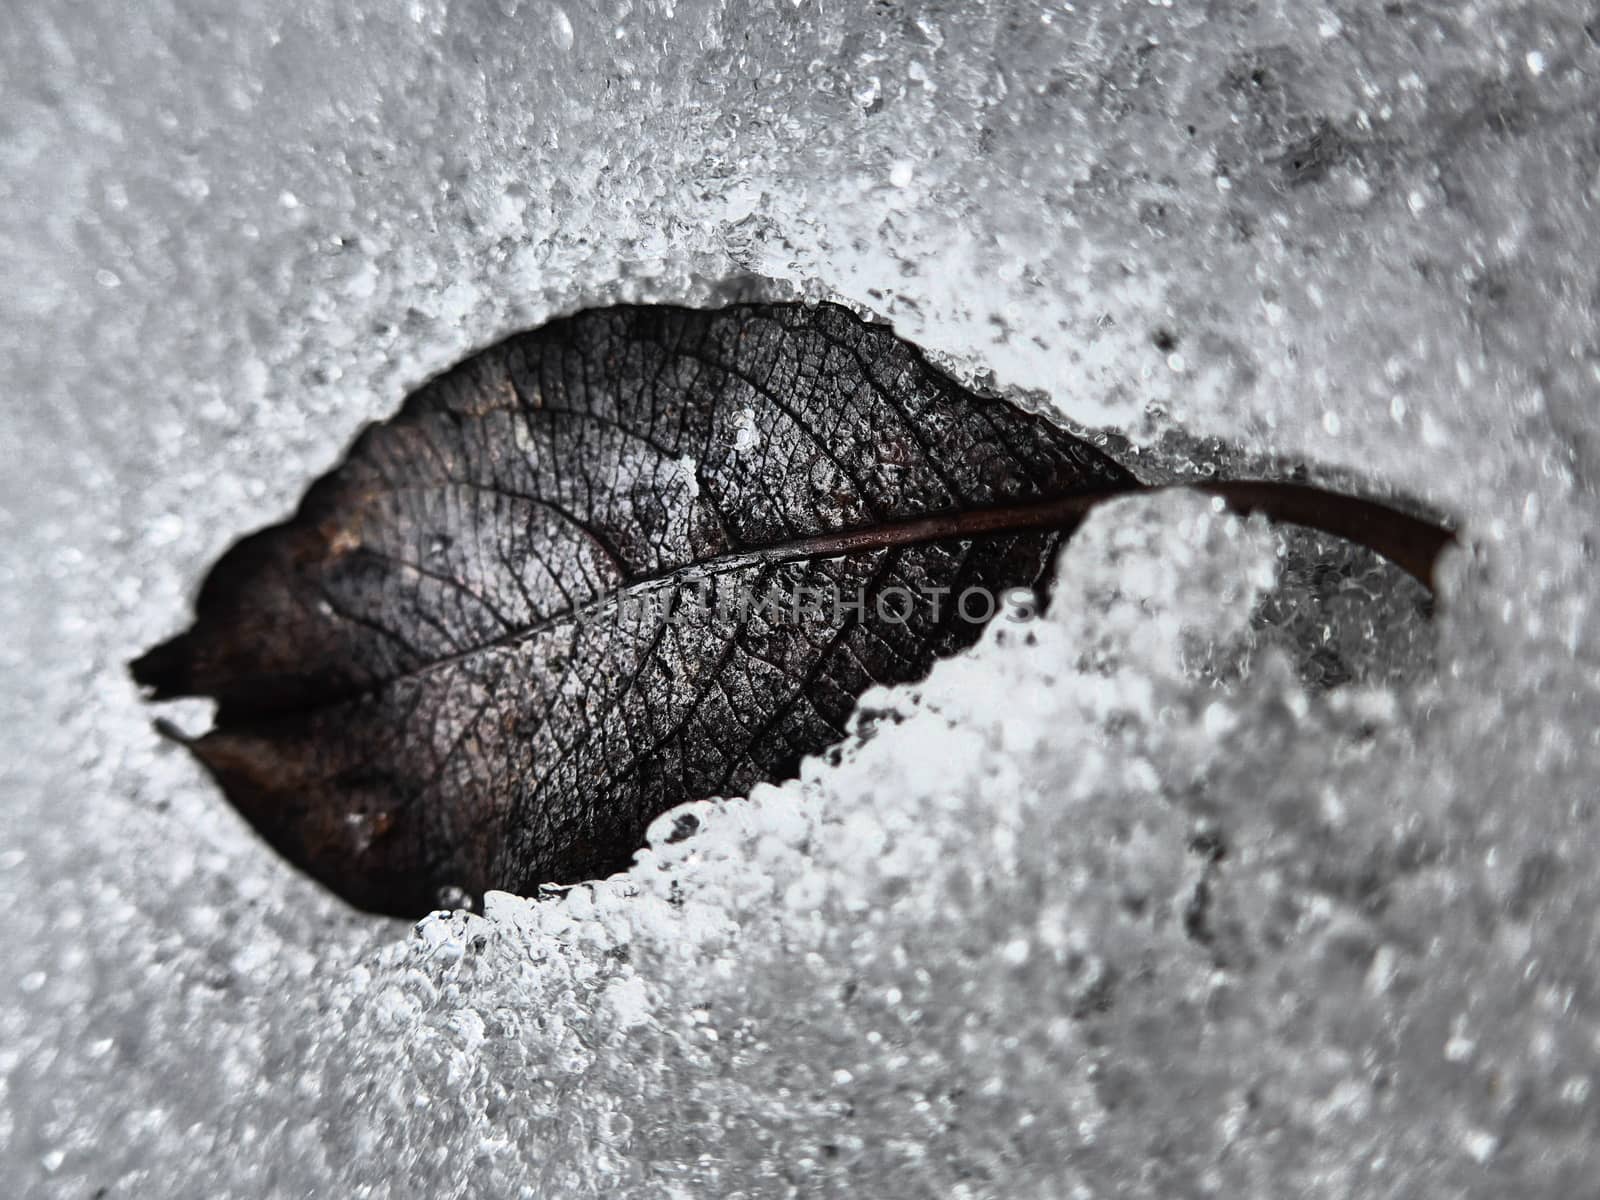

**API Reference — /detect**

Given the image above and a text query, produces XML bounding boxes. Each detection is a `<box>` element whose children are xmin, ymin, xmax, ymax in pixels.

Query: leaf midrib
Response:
<box><xmin>276</xmin><ymin>476</ymin><xmax>1449</xmax><ymax>723</ymax></box>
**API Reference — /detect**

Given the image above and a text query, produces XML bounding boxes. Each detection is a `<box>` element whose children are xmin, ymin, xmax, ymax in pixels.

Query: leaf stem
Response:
<box><xmin>730</xmin><ymin>480</ymin><xmax>1454</xmax><ymax>591</ymax></box>
<box><xmin>1186</xmin><ymin>480</ymin><xmax>1454</xmax><ymax>590</ymax></box>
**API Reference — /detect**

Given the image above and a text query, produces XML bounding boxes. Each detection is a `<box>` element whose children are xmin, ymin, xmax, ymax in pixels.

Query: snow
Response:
<box><xmin>4</xmin><ymin>1</ymin><xmax>1600</xmax><ymax>1196</ymax></box>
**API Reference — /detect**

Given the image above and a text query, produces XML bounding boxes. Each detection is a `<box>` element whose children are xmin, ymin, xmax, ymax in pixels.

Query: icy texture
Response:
<box><xmin>3</xmin><ymin>1</ymin><xmax>1599</xmax><ymax>1196</ymax></box>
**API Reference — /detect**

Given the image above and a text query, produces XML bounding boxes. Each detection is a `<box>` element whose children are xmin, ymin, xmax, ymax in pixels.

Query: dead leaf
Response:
<box><xmin>132</xmin><ymin>302</ymin><xmax>1452</xmax><ymax>916</ymax></box>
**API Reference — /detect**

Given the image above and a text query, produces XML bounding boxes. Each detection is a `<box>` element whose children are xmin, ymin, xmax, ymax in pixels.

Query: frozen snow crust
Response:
<box><xmin>3</xmin><ymin>2</ymin><xmax>1598</xmax><ymax>1196</ymax></box>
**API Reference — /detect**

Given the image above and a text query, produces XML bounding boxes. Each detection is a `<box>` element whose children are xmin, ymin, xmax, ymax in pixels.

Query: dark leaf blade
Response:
<box><xmin>134</xmin><ymin>302</ymin><xmax>1456</xmax><ymax>915</ymax></box>
<box><xmin>132</xmin><ymin>303</ymin><xmax>1142</xmax><ymax>915</ymax></box>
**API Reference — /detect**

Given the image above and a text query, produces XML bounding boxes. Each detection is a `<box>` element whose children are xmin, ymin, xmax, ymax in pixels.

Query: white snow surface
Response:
<box><xmin>3</xmin><ymin>2</ymin><xmax>1600</xmax><ymax>1196</ymax></box>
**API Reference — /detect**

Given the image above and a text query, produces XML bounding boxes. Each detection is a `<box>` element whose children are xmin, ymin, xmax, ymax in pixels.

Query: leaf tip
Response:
<box><xmin>129</xmin><ymin>633</ymin><xmax>194</xmax><ymax>700</ymax></box>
